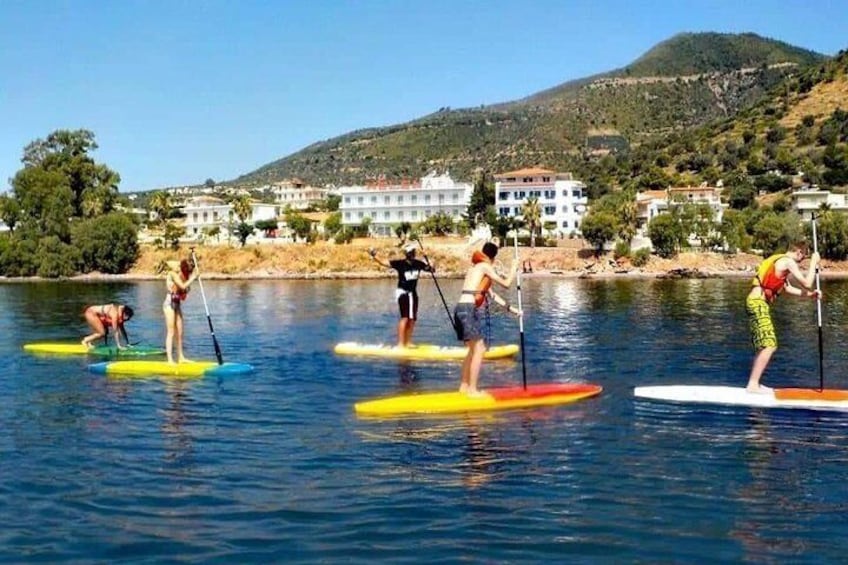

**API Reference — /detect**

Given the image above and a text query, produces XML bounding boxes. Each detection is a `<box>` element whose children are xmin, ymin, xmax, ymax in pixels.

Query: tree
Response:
<box><xmin>149</xmin><ymin>190</ymin><xmax>172</xmax><ymax>224</ymax></box>
<box><xmin>0</xmin><ymin>194</ymin><xmax>21</xmax><ymax>232</ymax></box>
<box><xmin>816</xmin><ymin>211</ymin><xmax>848</xmax><ymax>260</ymax></box>
<box><xmin>204</xmin><ymin>178</ymin><xmax>216</xmax><ymax>188</ymax></box>
<box><xmin>285</xmin><ymin>211</ymin><xmax>313</xmax><ymax>242</ymax></box>
<box><xmin>752</xmin><ymin>212</ymin><xmax>803</xmax><ymax>257</ymax></box>
<box><xmin>324</xmin><ymin>211</ymin><xmax>342</xmax><ymax>236</ymax></box>
<box><xmin>467</xmin><ymin>169</ymin><xmax>494</xmax><ymax>227</ymax></box>
<box><xmin>71</xmin><ymin>212</ymin><xmax>140</xmax><ymax>273</ymax></box>
<box><xmin>648</xmin><ymin>214</ymin><xmax>685</xmax><ymax>258</ymax></box>
<box><xmin>20</xmin><ymin>129</ymin><xmax>119</xmax><ymax>219</ymax></box>
<box><xmin>521</xmin><ymin>196</ymin><xmax>542</xmax><ymax>248</ymax></box>
<box><xmin>231</xmin><ymin>195</ymin><xmax>252</xmax><ymax>223</ymax></box>
<box><xmin>580</xmin><ymin>211</ymin><xmax>617</xmax><ymax>256</ymax></box>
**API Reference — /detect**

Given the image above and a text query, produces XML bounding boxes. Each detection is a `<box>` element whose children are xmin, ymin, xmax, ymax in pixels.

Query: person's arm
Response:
<box><xmin>783</xmin><ymin>281</ymin><xmax>821</xmax><ymax>299</ymax></box>
<box><xmin>488</xmin><ymin>289</ymin><xmax>521</xmax><ymax>316</ymax></box>
<box><xmin>368</xmin><ymin>248</ymin><xmax>392</xmax><ymax>269</ymax></box>
<box><xmin>168</xmin><ymin>270</ymin><xmax>197</xmax><ymax>291</ymax></box>
<box><xmin>785</xmin><ymin>252</ymin><xmax>819</xmax><ymax>290</ymax></box>
<box><xmin>111</xmin><ymin>307</ymin><xmax>124</xmax><ymax>348</ymax></box>
<box><xmin>483</xmin><ymin>260</ymin><xmax>519</xmax><ymax>288</ymax></box>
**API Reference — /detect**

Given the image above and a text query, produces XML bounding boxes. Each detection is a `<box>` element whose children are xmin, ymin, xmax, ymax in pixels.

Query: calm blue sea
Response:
<box><xmin>1</xmin><ymin>276</ymin><xmax>848</xmax><ymax>563</ymax></box>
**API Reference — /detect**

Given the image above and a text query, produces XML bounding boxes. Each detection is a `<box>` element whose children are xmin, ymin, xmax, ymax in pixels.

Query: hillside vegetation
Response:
<box><xmin>235</xmin><ymin>32</ymin><xmax>827</xmax><ymax>188</ymax></box>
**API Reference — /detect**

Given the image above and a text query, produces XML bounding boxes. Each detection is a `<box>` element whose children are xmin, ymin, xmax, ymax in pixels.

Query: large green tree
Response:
<box><xmin>2</xmin><ymin>129</ymin><xmax>137</xmax><ymax>276</ymax></box>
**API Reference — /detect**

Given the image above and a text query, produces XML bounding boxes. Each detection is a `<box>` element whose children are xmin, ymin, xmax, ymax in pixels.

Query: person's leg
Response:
<box><xmin>460</xmin><ymin>342</ymin><xmax>472</xmax><ymax>393</ymax></box>
<box><xmin>466</xmin><ymin>339</ymin><xmax>487</xmax><ymax>396</ymax></box>
<box><xmin>82</xmin><ymin>308</ymin><xmax>105</xmax><ymax>348</ymax></box>
<box><xmin>164</xmin><ymin>306</ymin><xmax>176</xmax><ymax>364</ymax></box>
<box><xmin>175</xmin><ymin>311</ymin><xmax>190</xmax><ymax>363</ymax></box>
<box><xmin>405</xmin><ymin>319</ymin><xmax>416</xmax><ymax>346</ymax></box>
<box><xmin>746</xmin><ymin>296</ymin><xmax>777</xmax><ymax>393</ymax></box>
<box><xmin>747</xmin><ymin>347</ymin><xmax>776</xmax><ymax>392</ymax></box>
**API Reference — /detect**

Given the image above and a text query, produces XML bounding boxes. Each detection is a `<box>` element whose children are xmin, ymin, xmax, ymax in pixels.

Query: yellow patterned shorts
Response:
<box><xmin>746</xmin><ymin>295</ymin><xmax>777</xmax><ymax>350</ymax></box>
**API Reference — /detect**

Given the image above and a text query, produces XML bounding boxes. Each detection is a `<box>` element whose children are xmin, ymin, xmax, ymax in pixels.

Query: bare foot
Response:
<box><xmin>459</xmin><ymin>383</ymin><xmax>468</xmax><ymax>394</ymax></box>
<box><xmin>178</xmin><ymin>358</ymin><xmax>192</xmax><ymax>364</ymax></box>
<box><xmin>746</xmin><ymin>385</ymin><xmax>773</xmax><ymax>394</ymax></box>
<box><xmin>466</xmin><ymin>389</ymin><xmax>486</xmax><ymax>399</ymax></box>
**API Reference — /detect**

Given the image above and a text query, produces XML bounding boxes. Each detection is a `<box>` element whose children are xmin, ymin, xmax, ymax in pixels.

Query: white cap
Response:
<box><xmin>404</xmin><ymin>244</ymin><xmax>416</xmax><ymax>254</ymax></box>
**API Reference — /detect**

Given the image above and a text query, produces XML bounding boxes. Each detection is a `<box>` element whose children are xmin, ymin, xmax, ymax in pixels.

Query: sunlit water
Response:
<box><xmin>2</xmin><ymin>277</ymin><xmax>848</xmax><ymax>563</ymax></box>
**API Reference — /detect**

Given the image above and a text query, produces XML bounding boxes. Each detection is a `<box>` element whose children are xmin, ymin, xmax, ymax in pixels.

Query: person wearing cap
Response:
<box><xmin>453</xmin><ymin>241</ymin><xmax>520</xmax><ymax>397</ymax></box>
<box><xmin>368</xmin><ymin>243</ymin><xmax>434</xmax><ymax>347</ymax></box>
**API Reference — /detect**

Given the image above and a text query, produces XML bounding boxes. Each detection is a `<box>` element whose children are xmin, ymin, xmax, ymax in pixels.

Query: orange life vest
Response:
<box><xmin>752</xmin><ymin>253</ymin><xmax>788</xmax><ymax>303</ymax></box>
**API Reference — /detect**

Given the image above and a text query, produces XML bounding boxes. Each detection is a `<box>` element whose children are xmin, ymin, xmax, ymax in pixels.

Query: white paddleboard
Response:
<box><xmin>634</xmin><ymin>385</ymin><xmax>848</xmax><ymax>413</ymax></box>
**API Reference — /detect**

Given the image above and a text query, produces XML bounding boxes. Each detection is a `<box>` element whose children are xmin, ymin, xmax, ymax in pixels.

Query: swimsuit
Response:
<box><xmin>453</xmin><ymin>302</ymin><xmax>484</xmax><ymax>342</ymax></box>
<box><xmin>747</xmin><ymin>254</ymin><xmax>788</xmax><ymax>350</ymax></box>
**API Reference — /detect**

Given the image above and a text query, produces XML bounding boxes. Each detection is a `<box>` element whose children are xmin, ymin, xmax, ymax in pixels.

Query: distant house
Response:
<box><xmin>338</xmin><ymin>171</ymin><xmax>472</xmax><ymax>236</ymax></box>
<box><xmin>791</xmin><ymin>185</ymin><xmax>848</xmax><ymax>221</ymax></box>
<box><xmin>272</xmin><ymin>179</ymin><xmax>329</xmax><ymax>210</ymax></box>
<box><xmin>666</xmin><ymin>185</ymin><xmax>726</xmax><ymax>223</ymax></box>
<box><xmin>493</xmin><ymin>167</ymin><xmax>588</xmax><ymax>235</ymax></box>
<box><xmin>182</xmin><ymin>196</ymin><xmax>278</xmax><ymax>242</ymax></box>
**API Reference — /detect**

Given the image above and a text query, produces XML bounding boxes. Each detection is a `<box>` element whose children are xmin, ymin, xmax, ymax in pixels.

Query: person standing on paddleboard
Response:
<box><xmin>82</xmin><ymin>303</ymin><xmax>134</xmax><ymax>350</ymax></box>
<box><xmin>369</xmin><ymin>243</ymin><xmax>433</xmax><ymax>348</ymax></box>
<box><xmin>746</xmin><ymin>241</ymin><xmax>820</xmax><ymax>393</ymax></box>
<box><xmin>453</xmin><ymin>242</ymin><xmax>521</xmax><ymax>397</ymax></box>
<box><xmin>161</xmin><ymin>258</ymin><xmax>199</xmax><ymax>364</ymax></box>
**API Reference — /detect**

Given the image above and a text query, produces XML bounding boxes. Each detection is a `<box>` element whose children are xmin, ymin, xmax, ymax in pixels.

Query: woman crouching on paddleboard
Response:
<box><xmin>746</xmin><ymin>241</ymin><xmax>820</xmax><ymax>394</ymax></box>
<box><xmin>453</xmin><ymin>242</ymin><xmax>520</xmax><ymax>397</ymax></box>
<box><xmin>82</xmin><ymin>303</ymin><xmax>134</xmax><ymax>349</ymax></box>
<box><xmin>162</xmin><ymin>259</ymin><xmax>198</xmax><ymax>364</ymax></box>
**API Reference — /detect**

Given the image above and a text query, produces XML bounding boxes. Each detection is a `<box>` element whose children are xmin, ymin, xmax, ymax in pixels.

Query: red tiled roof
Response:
<box><xmin>495</xmin><ymin>167</ymin><xmax>557</xmax><ymax>177</ymax></box>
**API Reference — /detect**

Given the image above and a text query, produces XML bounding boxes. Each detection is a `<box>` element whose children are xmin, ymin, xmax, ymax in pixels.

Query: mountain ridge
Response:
<box><xmin>233</xmin><ymin>32</ymin><xmax>829</xmax><ymax>188</ymax></box>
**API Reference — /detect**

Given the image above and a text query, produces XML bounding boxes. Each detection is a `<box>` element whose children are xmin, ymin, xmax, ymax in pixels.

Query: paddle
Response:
<box><xmin>811</xmin><ymin>214</ymin><xmax>824</xmax><ymax>390</ymax></box>
<box><xmin>190</xmin><ymin>247</ymin><xmax>224</xmax><ymax>365</ymax></box>
<box><xmin>513</xmin><ymin>233</ymin><xmax>527</xmax><ymax>390</ymax></box>
<box><xmin>412</xmin><ymin>236</ymin><xmax>457</xmax><ymax>332</ymax></box>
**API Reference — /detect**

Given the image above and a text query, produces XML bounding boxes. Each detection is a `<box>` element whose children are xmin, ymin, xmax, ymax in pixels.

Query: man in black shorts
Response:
<box><xmin>370</xmin><ymin>243</ymin><xmax>434</xmax><ymax>347</ymax></box>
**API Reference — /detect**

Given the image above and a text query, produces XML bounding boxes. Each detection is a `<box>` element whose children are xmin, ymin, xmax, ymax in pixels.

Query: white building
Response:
<box><xmin>494</xmin><ymin>167</ymin><xmax>588</xmax><ymax>235</ymax></box>
<box><xmin>272</xmin><ymin>179</ymin><xmax>329</xmax><ymax>210</ymax></box>
<box><xmin>791</xmin><ymin>186</ymin><xmax>848</xmax><ymax>221</ymax></box>
<box><xmin>338</xmin><ymin>171</ymin><xmax>472</xmax><ymax>236</ymax></box>
<box><xmin>182</xmin><ymin>196</ymin><xmax>278</xmax><ymax>240</ymax></box>
<box><xmin>666</xmin><ymin>185</ymin><xmax>726</xmax><ymax>222</ymax></box>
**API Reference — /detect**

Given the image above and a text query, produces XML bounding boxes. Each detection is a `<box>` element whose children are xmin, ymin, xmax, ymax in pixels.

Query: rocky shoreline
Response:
<box><xmin>2</xmin><ymin>240</ymin><xmax>845</xmax><ymax>282</ymax></box>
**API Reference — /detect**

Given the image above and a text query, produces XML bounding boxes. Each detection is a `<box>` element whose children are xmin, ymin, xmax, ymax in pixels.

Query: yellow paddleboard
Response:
<box><xmin>355</xmin><ymin>383</ymin><xmax>603</xmax><ymax>416</ymax></box>
<box><xmin>334</xmin><ymin>342</ymin><xmax>519</xmax><ymax>361</ymax></box>
<box><xmin>88</xmin><ymin>360</ymin><xmax>254</xmax><ymax>377</ymax></box>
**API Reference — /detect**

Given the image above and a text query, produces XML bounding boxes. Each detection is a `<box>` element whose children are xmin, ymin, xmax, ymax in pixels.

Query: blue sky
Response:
<box><xmin>1</xmin><ymin>0</ymin><xmax>846</xmax><ymax>193</ymax></box>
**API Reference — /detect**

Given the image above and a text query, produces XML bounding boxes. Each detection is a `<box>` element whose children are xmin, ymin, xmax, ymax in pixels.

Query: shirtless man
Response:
<box><xmin>453</xmin><ymin>242</ymin><xmax>521</xmax><ymax>397</ymax></box>
<box><xmin>746</xmin><ymin>241</ymin><xmax>820</xmax><ymax>393</ymax></box>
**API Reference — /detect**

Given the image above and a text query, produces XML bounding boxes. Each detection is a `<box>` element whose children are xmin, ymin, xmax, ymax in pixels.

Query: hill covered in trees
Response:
<box><xmin>235</xmin><ymin>32</ymin><xmax>827</xmax><ymax>188</ymax></box>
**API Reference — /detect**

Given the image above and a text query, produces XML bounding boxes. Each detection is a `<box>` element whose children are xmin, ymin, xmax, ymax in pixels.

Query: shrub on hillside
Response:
<box><xmin>71</xmin><ymin>212</ymin><xmax>140</xmax><ymax>274</ymax></box>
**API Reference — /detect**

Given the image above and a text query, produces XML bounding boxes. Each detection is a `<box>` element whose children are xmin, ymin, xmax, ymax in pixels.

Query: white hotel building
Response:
<box><xmin>494</xmin><ymin>167</ymin><xmax>588</xmax><ymax>235</ymax></box>
<box><xmin>338</xmin><ymin>171</ymin><xmax>472</xmax><ymax>236</ymax></box>
<box><xmin>182</xmin><ymin>196</ymin><xmax>278</xmax><ymax>240</ymax></box>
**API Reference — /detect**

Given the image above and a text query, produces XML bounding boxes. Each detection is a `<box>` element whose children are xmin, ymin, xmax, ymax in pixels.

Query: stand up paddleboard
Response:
<box><xmin>355</xmin><ymin>383</ymin><xmax>602</xmax><ymax>416</ymax></box>
<box><xmin>334</xmin><ymin>342</ymin><xmax>519</xmax><ymax>361</ymax></box>
<box><xmin>88</xmin><ymin>360</ymin><xmax>253</xmax><ymax>377</ymax></box>
<box><xmin>24</xmin><ymin>342</ymin><xmax>165</xmax><ymax>357</ymax></box>
<box><xmin>634</xmin><ymin>385</ymin><xmax>848</xmax><ymax>413</ymax></box>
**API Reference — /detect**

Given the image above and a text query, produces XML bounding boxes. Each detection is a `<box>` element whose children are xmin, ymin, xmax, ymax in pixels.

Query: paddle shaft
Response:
<box><xmin>513</xmin><ymin>233</ymin><xmax>527</xmax><ymax>389</ymax></box>
<box><xmin>190</xmin><ymin>248</ymin><xmax>224</xmax><ymax>365</ymax></box>
<box><xmin>414</xmin><ymin>238</ymin><xmax>456</xmax><ymax>331</ymax></box>
<box><xmin>811</xmin><ymin>216</ymin><xmax>823</xmax><ymax>390</ymax></box>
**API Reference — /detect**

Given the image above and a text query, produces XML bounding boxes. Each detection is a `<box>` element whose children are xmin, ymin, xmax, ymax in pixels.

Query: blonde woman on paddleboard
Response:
<box><xmin>162</xmin><ymin>258</ymin><xmax>198</xmax><ymax>364</ymax></box>
<box><xmin>746</xmin><ymin>241</ymin><xmax>820</xmax><ymax>393</ymax></box>
<box><xmin>453</xmin><ymin>241</ymin><xmax>520</xmax><ymax>397</ymax></box>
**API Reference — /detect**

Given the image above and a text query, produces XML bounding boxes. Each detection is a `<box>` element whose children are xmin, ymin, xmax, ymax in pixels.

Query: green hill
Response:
<box><xmin>234</xmin><ymin>32</ymin><xmax>828</xmax><ymax>188</ymax></box>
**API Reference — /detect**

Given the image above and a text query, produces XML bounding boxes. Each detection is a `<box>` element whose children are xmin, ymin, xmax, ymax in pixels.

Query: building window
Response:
<box><xmin>384</xmin><ymin>196</ymin><xmax>390</xmax><ymax>204</ymax></box>
<box><xmin>398</xmin><ymin>195</ymin><xmax>404</xmax><ymax>204</ymax></box>
<box><xmin>213</xmin><ymin>211</ymin><xmax>219</xmax><ymax>220</ymax></box>
<box><xmin>425</xmin><ymin>194</ymin><xmax>431</xmax><ymax>203</ymax></box>
<box><xmin>523</xmin><ymin>177</ymin><xmax>532</xmax><ymax>183</ymax></box>
<box><xmin>438</xmin><ymin>194</ymin><xmax>445</xmax><ymax>203</ymax></box>
<box><xmin>193</xmin><ymin>213</ymin><xmax>198</xmax><ymax>221</ymax></box>
<box><xmin>357</xmin><ymin>196</ymin><xmax>364</xmax><ymax>204</ymax></box>
<box><xmin>357</xmin><ymin>211</ymin><xmax>363</xmax><ymax>219</ymax></box>
<box><xmin>562</xmin><ymin>220</ymin><xmax>569</xmax><ymax>228</ymax></box>
<box><xmin>345</xmin><ymin>212</ymin><xmax>351</xmax><ymax>220</ymax></box>
<box><xmin>572</xmin><ymin>190</ymin><xmax>581</xmax><ymax>198</ymax></box>
<box><xmin>543</xmin><ymin>176</ymin><xmax>551</xmax><ymax>182</ymax></box>
<box><xmin>544</xmin><ymin>206</ymin><xmax>555</xmax><ymax>215</ymax></box>
<box><xmin>452</xmin><ymin>194</ymin><xmax>458</xmax><ymax>201</ymax></box>
<box><xmin>384</xmin><ymin>211</ymin><xmax>390</xmax><ymax>219</ymax></box>
<box><xmin>411</xmin><ymin>195</ymin><xmax>417</xmax><ymax>203</ymax></box>
<box><xmin>203</xmin><ymin>212</ymin><xmax>208</xmax><ymax>221</ymax></box>
<box><xmin>499</xmin><ymin>207</ymin><xmax>510</xmax><ymax>215</ymax></box>
<box><xmin>562</xmin><ymin>205</ymin><xmax>569</xmax><ymax>213</ymax></box>
<box><xmin>371</xmin><ymin>196</ymin><xmax>377</xmax><ymax>204</ymax></box>
<box><xmin>411</xmin><ymin>210</ymin><xmax>418</xmax><ymax>219</ymax></box>
<box><xmin>344</xmin><ymin>197</ymin><xmax>351</xmax><ymax>204</ymax></box>
<box><xmin>398</xmin><ymin>211</ymin><xmax>404</xmax><ymax>219</ymax></box>
<box><xmin>499</xmin><ymin>192</ymin><xmax>509</xmax><ymax>200</ymax></box>
<box><xmin>518</xmin><ymin>191</ymin><xmax>526</xmax><ymax>198</ymax></box>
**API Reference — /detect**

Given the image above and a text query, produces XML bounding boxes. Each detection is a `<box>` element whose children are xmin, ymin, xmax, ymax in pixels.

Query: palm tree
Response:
<box><xmin>149</xmin><ymin>191</ymin><xmax>172</xmax><ymax>225</ymax></box>
<box><xmin>232</xmin><ymin>195</ymin><xmax>252</xmax><ymax>223</ymax></box>
<box><xmin>522</xmin><ymin>196</ymin><xmax>542</xmax><ymax>248</ymax></box>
